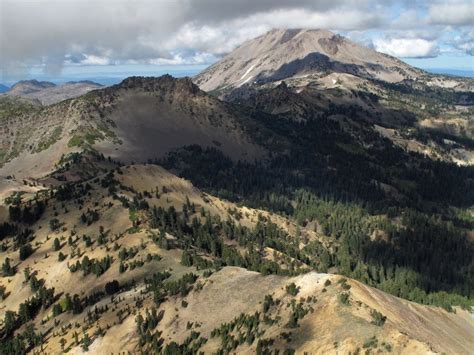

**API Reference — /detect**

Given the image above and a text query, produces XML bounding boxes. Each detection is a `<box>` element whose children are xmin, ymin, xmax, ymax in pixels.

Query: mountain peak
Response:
<box><xmin>9</xmin><ymin>79</ymin><xmax>56</xmax><ymax>94</ymax></box>
<box><xmin>194</xmin><ymin>28</ymin><xmax>420</xmax><ymax>93</ymax></box>
<box><xmin>118</xmin><ymin>75</ymin><xmax>202</xmax><ymax>95</ymax></box>
<box><xmin>13</xmin><ymin>79</ymin><xmax>56</xmax><ymax>87</ymax></box>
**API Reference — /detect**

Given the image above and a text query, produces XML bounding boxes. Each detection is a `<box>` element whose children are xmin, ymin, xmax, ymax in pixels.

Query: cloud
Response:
<box><xmin>373</xmin><ymin>38</ymin><xmax>440</xmax><ymax>58</ymax></box>
<box><xmin>391</xmin><ymin>9</ymin><xmax>425</xmax><ymax>30</ymax></box>
<box><xmin>450</xmin><ymin>30</ymin><xmax>474</xmax><ymax>56</ymax></box>
<box><xmin>79</xmin><ymin>55</ymin><xmax>112</xmax><ymax>66</ymax></box>
<box><xmin>1</xmin><ymin>0</ymin><xmax>186</xmax><ymax>76</ymax></box>
<box><xmin>428</xmin><ymin>1</ymin><xmax>474</xmax><ymax>26</ymax></box>
<box><xmin>0</xmin><ymin>0</ymin><xmax>469</xmax><ymax>78</ymax></box>
<box><xmin>163</xmin><ymin>7</ymin><xmax>384</xmax><ymax>57</ymax></box>
<box><xmin>183</xmin><ymin>0</ymin><xmax>378</xmax><ymax>24</ymax></box>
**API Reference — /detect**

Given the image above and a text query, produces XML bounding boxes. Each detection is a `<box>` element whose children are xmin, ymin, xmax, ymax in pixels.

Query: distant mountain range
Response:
<box><xmin>3</xmin><ymin>79</ymin><xmax>103</xmax><ymax>105</ymax></box>
<box><xmin>0</xmin><ymin>83</ymin><xmax>9</xmax><ymax>93</ymax></box>
<box><xmin>425</xmin><ymin>68</ymin><xmax>474</xmax><ymax>77</ymax></box>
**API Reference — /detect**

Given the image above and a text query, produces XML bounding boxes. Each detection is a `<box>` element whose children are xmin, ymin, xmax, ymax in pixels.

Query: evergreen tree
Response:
<box><xmin>54</xmin><ymin>237</ymin><xmax>61</xmax><ymax>251</ymax></box>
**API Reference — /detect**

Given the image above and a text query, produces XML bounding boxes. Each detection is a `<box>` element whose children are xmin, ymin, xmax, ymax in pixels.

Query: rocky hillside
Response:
<box><xmin>6</xmin><ymin>80</ymin><xmax>103</xmax><ymax>105</ymax></box>
<box><xmin>194</xmin><ymin>29</ymin><xmax>422</xmax><ymax>93</ymax></box>
<box><xmin>0</xmin><ymin>76</ymin><xmax>265</xmax><ymax>179</ymax></box>
<box><xmin>91</xmin><ymin>76</ymin><xmax>264</xmax><ymax>163</ymax></box>
<box><xmin>0</xmin><ymin>164</ymin><xmax>472</xmax><ymax>354</ymax></box>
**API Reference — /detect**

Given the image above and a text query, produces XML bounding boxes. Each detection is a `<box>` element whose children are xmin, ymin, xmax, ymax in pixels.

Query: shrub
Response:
<box><xmin>0</xmin><ymin>285</ymin><xmax>6</xmax><ymax>300</ymax></box>
<box><xmin>263</xmin><ymin>295</ymin><xmax>274</xmax><ymax>313</ymax></box>
<box><xmin>49</xmin><ymin>218</ymin><xmax>61</xmax><ymax>232</ymax></box>
<box><xmin>370</xmin><ymin>309</ymin><xmax>386</xmax><ymax>326</ymax></box>
<box><xmin>286</xmin><ymin>283</ymin><xmax>300</xmax><ymax>296</ymax></box>
<box><xmin>363</xmin><ymin>336</ymin><xmax>378</xmax><ymax>349</ymax></box>
<box><xmin>338</xmin><ymin>292</ymin><xmax>350</xmax><ymax>305</ymax></box>
<box><xmin>338</xmin><ymin>278</ymin><xmax>351</xmax><ymax>290</ymax></box>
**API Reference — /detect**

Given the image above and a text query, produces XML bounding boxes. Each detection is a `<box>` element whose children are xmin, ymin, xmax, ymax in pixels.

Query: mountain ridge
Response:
<box><xmin>0</xmin><ymin>75</ymin><xmax>267</xmax><ymax>179</ymax></box>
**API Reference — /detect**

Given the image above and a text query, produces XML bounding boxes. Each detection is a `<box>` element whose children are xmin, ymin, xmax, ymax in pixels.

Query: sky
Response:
<box><xmin>1</xmin><ymin>0</ymin><xmax>473</xmax><ymax>84</ymax></box>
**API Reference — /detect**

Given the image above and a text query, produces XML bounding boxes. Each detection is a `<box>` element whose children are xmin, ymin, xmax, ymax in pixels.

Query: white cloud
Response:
<box><xmin>0</xmin><ymin>0</ymin><xmax>470</xmax><ymax>78</ymax></box>
<box><xmin>428</xmin><ymin>1</ymin><xmax>474</xmax><ymax>26</ymax></box>
<box><xmin>161</xmin><ymin>8</ymin><xmax>384</xmax><ymax>57</ymax></box>
<box><xmin>149</xmin><ymin>51</ymin><xmax>218</xmax><ymax>65</ymax></box>
<box><xmin>79</xmin><ymin>55</ymin><xmax>111</xmax><ymax>66</ymax></box>
<box><xmin>233</xmin><ymin>8</ymin><xmax>384</xmax><ymax>32</ymax></box>
<box><xmin>374</xmin><ymin>38</ymin><xmax>439</xmax><ymax>58</ymax></box>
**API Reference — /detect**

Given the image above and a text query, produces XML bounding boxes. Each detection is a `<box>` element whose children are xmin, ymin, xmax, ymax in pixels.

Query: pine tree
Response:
<box><xmin>54</xmin><ymin>238</ymin><xmax>61</xmax><ymax>251</ymax></box>
<box><xmin>59</xmin><ymin>338</ymin><xmax>66</xmax><ymax>352</ymax></box>
<box><xmin>19</xmin><ymin>244</ymin><xmax>33</xmax><ymax>260</ymax></box>
<box><xmin>3</xmin><ymin>310</ymin><xmax>17</xmax><ymax>335</ymax></box>
<box><xmin>82</xmin><ymin>332</ymin><xmax>91</xmax><ymax>351</ymax></box>
<box><xmin>2</xmin><ymin>257</ymin><xmax>15</xmax><ymax>276</ymax></box>
<box><xmin>181</xmin><ymin>250</ymin><xmax>193</xmax><ymax>266</ymax></box>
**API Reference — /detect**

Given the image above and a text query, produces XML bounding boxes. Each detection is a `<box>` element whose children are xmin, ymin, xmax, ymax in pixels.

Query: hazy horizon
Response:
<box><xmin>2</xmin><ymin>62</ymin><xmax>473</xmax><ymax>87</ymax></box>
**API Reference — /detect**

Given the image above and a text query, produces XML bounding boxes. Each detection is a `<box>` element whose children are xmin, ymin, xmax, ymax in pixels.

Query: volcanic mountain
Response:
<box><xmin>195</xmin><ymin>29</ymin><xmax>473</xmax><ymax>164</ymax></box>
<box><xmin>194</xmin><ymin>29</ymin><xmax>422</xmax><ymax>93</ymax></box>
